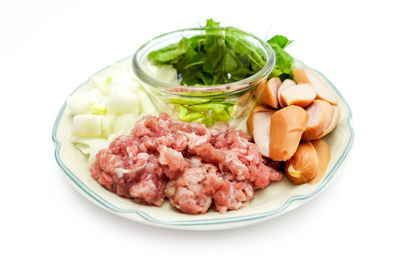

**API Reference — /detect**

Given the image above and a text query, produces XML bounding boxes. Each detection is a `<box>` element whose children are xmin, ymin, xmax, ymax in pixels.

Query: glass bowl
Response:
<box><xmin>132</xmin><ymin>27</ymin><xmax>276</xmax><ymax>127</ymax></box>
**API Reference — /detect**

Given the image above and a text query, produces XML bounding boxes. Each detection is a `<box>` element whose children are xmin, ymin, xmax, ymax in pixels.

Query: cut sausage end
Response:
<box><xmin>320</xmin><ymin>105</ymin><xmax>340</xmax><ymax>138</ymax></box>
<box><xmin>293</xmin><ymin>69</ymin><xmax>338</xmax><ymax>105</ymax></box>
<box><xmin>258</xmin><ymin>77</ymin><xmax>282</xmax><ymax>109</ymax></box>
<box><xmin>281</xmin><ymin>83</ymin><xmax>316</xmax><ymax>108</ymax></box>
<box><xmin>247</xmin><ymin>105</ymin><xmax>273</xmax><ymax>137</ymax></box>
<box><xmin>309</xmin><ymin>139</ymin><xmax>331</xmax><ymax>185</ymax></box>
<box><xmin>302</xmin><ymin>100</ymin><xmax>333</xmax><ymax>141</ymax></box>
<box><xmin>269</xmin><ymin>105</ymin><xmax>308</xmax><ymax>161</ymax></box>
<box><xmin>285</xmin><ymin>141</ymin><xmax>318</xmax><ymax>185</ymax></box>
<box><xmin>252</xmin><ymin>110</ymin><xmax>274</xmax><ymax>157</ymax></box>
<box><xmin>278</xmin><ymin>79</ymin><xmax>297</xmax><ymax>108</ymax></box>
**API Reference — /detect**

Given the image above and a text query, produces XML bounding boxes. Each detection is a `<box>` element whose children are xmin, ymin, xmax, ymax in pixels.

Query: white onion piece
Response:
<box><xmin>141</xmin><ymin>58</ymin><xmax>160</xmax><ymax>78</ymax></box>
<box><xmin>136</xmin><ymin>90</ymin><xmax>157</xmax><ymax>115</ymax></box>
<box><xmin>157</xmin><ymin>65</ymin><xmax>179</xmax><ymax>84</ymax></box>
<box><xmin>67</xmin><ymin>90</ymin><xmax>103</xmax><ymax>115</ymax></box>
<box><xmin>71</xmin><ymin>136</ymin><xmax>106</xmax><ymax>155</ymax></box>
<box><xmin>72</xmin><ymin>114</ymin><xmax>104</xmax><ymax>137</ymax></box>
<box><xmin>113</xmin><ymin>113</ymin><xmax>139</xmax><ymax>135</ymax></box>
<box><xmin>141</xmin><ymin>58</ymin><xmax>179</xmax><ymax>84</ymax></box>
<box><xmin>67</xmin><ymin>93</ymin><xmax>92</xmax><ymax>115</ymax></box>
<box><xmin>90</xmin><ymin>72</ymin><xmax>112</xmax><ymax>95</ymax></box>
<box><xmin>109</xmin><ymin>71</ymin><xmax>141</xmax><ymax>93</ymax></box>
<box><xmin>102</xmin><ymin>112</ymin><xmax>116</xmax><ymax>137</ymax></box>
<box><xmin>104</xmin><ymin>88</ymin><xmax>139</xmax><ymax>114</ymax></box>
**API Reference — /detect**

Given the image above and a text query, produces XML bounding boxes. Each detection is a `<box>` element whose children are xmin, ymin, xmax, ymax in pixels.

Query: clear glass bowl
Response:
<box><xmin>132</xmin><ymin>27</ymin><xmax>276</xmax><ymax>127</ymax></box>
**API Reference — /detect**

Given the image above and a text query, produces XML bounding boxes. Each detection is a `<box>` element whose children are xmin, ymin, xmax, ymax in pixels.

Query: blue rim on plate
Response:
<box><xmin>52</xmin><ymin>57</ymin><xmax>354</xmax><ymax>227</ymax></box>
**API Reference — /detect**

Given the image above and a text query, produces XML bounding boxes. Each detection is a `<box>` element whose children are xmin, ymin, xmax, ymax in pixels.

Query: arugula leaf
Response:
<box><xmin>267</xmin><ymin>35</ymin><xmax>293</xmax><ymax>49</ymax></box>
<box><xmin>148</xmin><ymin>19</ymin><xmax>266</xmax><ymax>86</ymax></box>
<box><xmin>267</xmin><ymin>35</ymin><xmax>294</xmax><ymax>79</ymax></box>
<box><xmin>147</xmin><ymin>20</ymin><xmax>296</xmax><ymax>125</ymax></box>
<box><xmin>205</xmin><ymin>19</ymin><xmax>221</xmax><ymax>28</ymax></box>
<box><xmin>148</xmin><ymin>38</ymin><xmax>188</xmax><ymax>64</ymax></box>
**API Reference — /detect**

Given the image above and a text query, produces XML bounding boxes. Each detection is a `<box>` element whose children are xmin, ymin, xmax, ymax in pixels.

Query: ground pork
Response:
<box><xmin>90</xmin><ymin>113</ymin><xmax>283</xmax><ymax>213</ymax></box>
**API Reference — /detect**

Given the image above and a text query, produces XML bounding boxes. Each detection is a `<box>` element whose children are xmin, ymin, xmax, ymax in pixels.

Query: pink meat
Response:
<box><xmin>157</xmin><ymin>145</ymin><xmax>187</xmax><ymax>172</ymax></box>
<box><xmin>213</xmin><ymin>180</ymin><xmax>254</xmax><ymax>213</ymax></box>
<box><xmin>90</xmin><ymin>113</ymin><xmax>283</xmax><ymax>213</ymax></box>
<box><xmin>166</xmin><ymin>165</ymin><xmax>221</xmax><ymax>214</ymax></box>
<box><xmin>130</xmin><ymin>173</ymin><xmax>168</xmax><ymax>206</ymax></box>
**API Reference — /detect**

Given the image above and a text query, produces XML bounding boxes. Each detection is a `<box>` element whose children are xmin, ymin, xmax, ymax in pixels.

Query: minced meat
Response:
<box><xmin>90</xmin><ymin>113</ymin><xmax>283</xmax><ymax>214</ymax></box>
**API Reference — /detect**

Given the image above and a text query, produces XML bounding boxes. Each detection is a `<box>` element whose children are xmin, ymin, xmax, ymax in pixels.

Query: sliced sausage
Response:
<box><xmin>269</xmin><ymin>105</ymin><xmax>308</xmax><ymax>161</ymax></box>
<box><xmin>285</xmin><ymin>141</ymin><xmax>318</xmax><ymax>185</ymax></box>
<box><xmin>293</xmin><ymin>69</ymin><xmax>338</xmax><ymax>105</ymax></box>
<box><xmin>320</xmin><ymin>105</ymin><xmax>340</xmax><ymax>138</ymax></box>
<box><xmin>280</xmin><ymin>83</ymin><xmax>316</xmax><ymax>108</ymax></box>
<box><xmin>247</xmin><ymin>106</ymin><xmax>273</xmax><ymax>138</ymax></box>
<box><xmin>308</xmin><ymin>139</ymin><xmax>331</xmax><ymax>185</ymax></box>
<box><xmin>302</xmin><ymin>100</ymin><xmax>333</xmax><ymax>141</ymax></box>
<box><xmin>277</xmin><ymin>79</ymin><xmax>296</xmax><ymax>107</ymax></box>
<box><xmin>256</xmin><ymin>77</ymin><xmax>282</xmax><ymax>109</ymax></box>
<box><xmin>247</xmin><ymin>106</ymin><xmax>275</xmax><ymax>157</ymax></box>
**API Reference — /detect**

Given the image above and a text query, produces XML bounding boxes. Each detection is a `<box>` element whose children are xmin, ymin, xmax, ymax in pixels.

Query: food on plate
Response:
<box><xmin>277</xmin><ymin>79</ymin><xmax>296</xmax><ymax>107</ymax></box>
<box><xmin>284</xmin><ymin>138</ymin><xmax>331</xmax><ymax>185</ymax></box>
<box><xmin>90</xmin><ymin>113</ymin><xmax>283</xmax><ymax>214</ymax></box>
<box><xmin>269</xmin><ymin>105</ymin><xmax>308</xmax><ymax>161</ymax></box>
<box><xmin>302</xmin><ymin>100</ymin><xmax>333</xmax><ymax>140</ymax></box>
<box><xmin>171</xmin><ymin>93</ymin><xmax>237</xmax><ymax>126</ymax></box>
<box><xmin>322</xmin><ymin>105</ymin><xmax>340</xmax><ymax>137</ymax></box>
<box><xmin>266</xmin><ymin>35</ymin><xmax>295</xmax><ymax>80</ymax></box>
<box><xmin>248</xmin><ymin>105</ymin><xmax>308</xmax><ymax>161</ymax></box>
<box><xmin>247</xmin><ymin>72</ymin><xmax>339</xmax><ymax>185</ymax></box>
<box><xmin>72</xmin><ymin>114</ymin><xmax>104</xmax><ymax>137</ymax></box>
<box><xmin>309</xmin><ymin>139</ymin><xmax>331</xmax><ymax>184</ymax></box>
<box><xmin>247</xmin><ymin>106</ymin><xmax>275</xmax><ymax>157</ymax></box>
<box><xmin>256</xmin><ymin>77</ymin><xmax>282</xmax><ymax>108</ymax></box>
<box><xmin>293</xmin><ymin>68</ymin><xmax>338</xmax><ymax>105</ymax></box>
<box><xmin>66</xmin><ymin>64</ymin><xmax>157</xmax><ymax>163</ymax></box>
<box><xmin>148</xmin><ymin>19</ymin><xmax>267</xmax><ymax>86</ymax></box>
<box><xmin>284</xmin><ymin>141</ymin><xmax>318</xmax><ymax>184</ymax></box>
<box><xmin>135</xmin><ymin>20</ymin><xmax>295</xmax><ymax>126</ymax></box>
<box><xmin>279</xmin><ymin>83</ymin><xmax>316</xmax><ymax>107</ymax></box>
<box><xmin>247</xmin><ymin>105</ymin><xmax>273</xmax><ymax>138</ymax></box>
<box><xmin>65</xmin><ymin>19</ymin><xmax>343</xmax><ymax>217</ymax></box>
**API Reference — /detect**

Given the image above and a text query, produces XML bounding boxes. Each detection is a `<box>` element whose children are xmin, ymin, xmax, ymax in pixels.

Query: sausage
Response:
<box><xmin>269</xmin><ymin>105</ymin><xmax>308</xmax><ymax>161</ymax></box>
<box><xmin>256</xmin><ymin>77</ymin><xmax>282</xmax><ymax>109</ymax></box>
<box><xmin>277</xmin><ymin>79</ymin><xmax>296</xmax><ymax>107</ymax></box>
<box><xmin>309</xmin><ymin>139</ymin><xmax>331</xmax><ymax>185</ymax></box>
<box><xmin>247</xmin><ymin>106</ymin><xmax>275</xmax><ymax>157</ymax></box>
<box><xmin>293</xmin><ymin>69</ymin><xmax>338</xmax><ymax>105</ymax></box>
<box><xmin>247</xmin><ymin>106</ymin><xmax>273</xmax><ymax>138</ymax></box>
<box><xmin>320</xmin><ymin>105</ymin><xmax>340</xmax><ymax>138</ymax></box>
<box><xmin>285</xmin><ymin>141</ymin><xmax>318</xmax><ymax>185</ymax></box>
<box><xmin>280</xmin><ymin>83</ymin><xmax>316</xmax><ymax>108</ymax></box>
<box><xmin>302</xmin><ymin>100</ymin><xmax>333</xmax><ymax>141</ymax></box>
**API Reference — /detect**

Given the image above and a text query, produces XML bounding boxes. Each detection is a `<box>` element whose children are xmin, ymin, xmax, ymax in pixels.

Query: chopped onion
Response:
<box><xmin>104</xmin><ymin>88</ymin><xmax>139</xmax><ymax>114</ymax></box>
<box><xmin>72</xmin><ymin>114</ymin><xmax>104</xmax><ymax>137</ymax></box>
<box><xmin>113</xmin><ymin>113</ymin><xmax>139</xmax><ymax>135</ymax></box>
<box><xmin>67</xmin><ymin>90</ymin><xmax>103</xmax><ymax>115</ymax></box>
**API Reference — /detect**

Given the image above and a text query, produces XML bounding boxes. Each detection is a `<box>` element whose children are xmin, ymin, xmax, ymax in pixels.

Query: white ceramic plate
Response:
<box><xmin>53</xmin><ymin>57</ymin><xmax>354</xmax><ymax>230</ymax></box>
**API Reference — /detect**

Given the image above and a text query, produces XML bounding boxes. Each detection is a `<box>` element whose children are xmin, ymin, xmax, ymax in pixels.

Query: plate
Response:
<box><xmin>53</xmin><ymin>57</ymin><xmax>354</xmax><ymax>230</ymax></box>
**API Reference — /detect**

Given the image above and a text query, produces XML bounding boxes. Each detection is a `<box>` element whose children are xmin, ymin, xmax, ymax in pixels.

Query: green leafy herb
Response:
<box><xmin>169</xmin><ymin>97</ymin><xmax>210</xmax><ymax>105</ymax></box>
<box><xmin>148</xmin><ymin>20</ymin><xmax>296</xmax><ymax>125</ymax></box>
<box><xmin>148</xmin><ymin>19</ymin><xmax>266</xmax><ymax>86</ymax></box>
<box><xmin>267</xmin><ymin>35</ymin><xmax>294</xmax><ymax>80</ymax></box>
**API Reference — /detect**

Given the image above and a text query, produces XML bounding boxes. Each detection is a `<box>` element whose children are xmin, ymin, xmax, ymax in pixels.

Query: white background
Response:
<box><xmin>1</xmin><ymin>0</ymin><xmax>399</xmax><ymax>266</ymax></box>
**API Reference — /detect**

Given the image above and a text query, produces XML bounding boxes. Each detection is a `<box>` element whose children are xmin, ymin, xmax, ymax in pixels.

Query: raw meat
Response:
<box><xmin>90</xmin><ymin>113</ymin><xmax>283</xmax><ymax>213</ymax></box>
